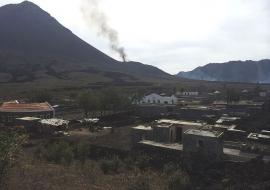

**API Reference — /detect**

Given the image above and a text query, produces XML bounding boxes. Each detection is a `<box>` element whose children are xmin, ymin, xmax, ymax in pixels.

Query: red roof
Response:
<box><xmin>0</xmin><ymin>102</ymin><xmax>54</xmax><ymax>113</ymax></box>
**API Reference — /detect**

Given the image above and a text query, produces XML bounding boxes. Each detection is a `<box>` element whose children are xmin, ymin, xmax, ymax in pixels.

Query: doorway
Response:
<box><xmin>175</xmin><ymin>127</ymin><xmax>182</xmax><ymax>142</ymax></box>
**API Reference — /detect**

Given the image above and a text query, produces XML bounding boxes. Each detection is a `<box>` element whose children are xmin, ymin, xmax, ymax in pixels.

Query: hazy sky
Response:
<box><xmin>0</xmin><ymin>0</ymin><xmax>270</xmax><ymax>74</ymax></box>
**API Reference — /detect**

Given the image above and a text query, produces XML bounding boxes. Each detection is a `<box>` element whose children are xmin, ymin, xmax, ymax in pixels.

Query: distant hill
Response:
<box><xmin>0</xmin><ymin>1</ymin><xmax>170</xmax><ymax>85</ymax></box>
<box><xmin>177</xmin><ymin>59</ymin><xmax>270</xmax><ymax>83</ymax></box>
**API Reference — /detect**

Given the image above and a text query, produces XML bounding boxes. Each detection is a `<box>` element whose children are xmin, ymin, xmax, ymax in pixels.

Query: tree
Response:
<box><xmin>78</xmin><ymin>91</ymin><xmax>100</xmax><ymax>117</ymax></box>
<box><xmin>98</xmin><ymin>87</ymin><xmax>132</xmax><ymax>114</ymax></box>
<box><xmin>130</xmin><ymin>90</ymin><xmax>145</xmax><ymax>105</ymax></box>
<box><xmin>226</xmin><ymin>88</ymin><xmax>240</xmax><ymax>103</ymax></box>
<box><xmin>78</xmin><ymin>88</ymin><xmax>132</xmax><ymax>117</ymax></box>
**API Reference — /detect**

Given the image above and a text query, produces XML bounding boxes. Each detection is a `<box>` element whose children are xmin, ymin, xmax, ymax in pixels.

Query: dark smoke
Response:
<box><xmin>81</xmin><ymin>0</ymin><xmax>127</xmax><ymax>62</ymax></box>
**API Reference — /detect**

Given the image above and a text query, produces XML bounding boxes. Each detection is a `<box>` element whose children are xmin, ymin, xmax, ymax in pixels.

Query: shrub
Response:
<box><xmin>38</xmin><ymin>141</ymin><xmax>74</xmax><ymax>165</ymax></box>
<box><xmin>127</xmin><ymin>175</ymin><xmax>150</xmax><ymax>190</ymax></box>
<box><xmin>167</xmin><ymin>170</ymin><xmax>191</xmax><ymax>190</ymax></box>
<box><xmin>124</xmin><ymin>156</ymin><xmax>136</xmax><ymax>171</ymax></box>
<box><xmin>80</xmin><ymin>161</ymin><xmax>98</xmax><ymax>183</ymax></box>
<box><xmin>100</xmin><ymin>156</ymin><xmax>121</xmax><ymax>174</ymax></box>
<box><xmin>135</xmin><ymin>154</ymin><xmax>151</xmax><ymax>171</ymax></box>
<box><xmin>163</xmin><ymin>162</ymin><xmax>177</xmax><ymax>175</ymax></box>
<box><xmin>0</xmin><ymin>131</ymin><xmax>27</xmax><ymax>188</ymax></box>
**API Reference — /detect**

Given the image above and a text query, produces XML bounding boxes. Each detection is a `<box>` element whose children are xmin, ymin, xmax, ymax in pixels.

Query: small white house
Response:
<box><xmin>176</xmin><ymin>91</ymin><xmax>199</xmax><ymax>96</ymax></box>
<box><xmin>259</xmin><ymin>91</ymin><xmax>267</xmax><ymax>97</ymax></box>
<box><xmin>140</xmin><ymin>93</ymin><xmax>178</xmax><ymax>105</ymax></box>
<box><xmin>213</xmin><ymin>91</ymin><xmax>221</xmax><ymax>95</ymax></box>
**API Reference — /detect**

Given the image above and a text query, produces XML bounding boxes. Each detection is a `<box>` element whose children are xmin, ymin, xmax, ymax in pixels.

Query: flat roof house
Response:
<box><xmin>0</xmin><ymin>101</ymin><xmax>55</xmax><ymax>124</ymax></box>
<box><xmin>247</xmin><ymin>133</ymin><xmax>270</xmax><ymax>144</ymax></box>
<box><xmin>153</xmin><ymin>119</ymin><xmax>204</xmax><ymax>143</ymax></box>
<box><xmin>183</xmin><ymin>129</ymin><xmax>224</xmax><ymax>160</ymax></box>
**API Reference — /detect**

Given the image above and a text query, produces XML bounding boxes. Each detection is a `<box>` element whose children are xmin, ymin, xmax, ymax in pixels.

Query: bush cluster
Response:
<box><xmin>35</xmin><ymin>140</ymin><xmax>94</xmax><ymax>165</ymax></box>
<box><xmin>99</xmin><ymin>156</ymin><xmax>122</xmax><ymax>174</ymax></box>
<box><xmin>36</xmin><ymin>141</ymin><xmax>74</xmax><ymax>165</ymax></box>
<box><xmin>0</xmin><ymin>130</ymin><xmax>27</xmax><ymax>188</ymax></box>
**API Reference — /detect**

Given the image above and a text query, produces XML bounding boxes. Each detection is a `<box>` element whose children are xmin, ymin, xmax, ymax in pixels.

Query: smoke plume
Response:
<box><xmin>81</xmin><ymin>0</ymin><xmax>127</xmax><ymax>62</ymax></box>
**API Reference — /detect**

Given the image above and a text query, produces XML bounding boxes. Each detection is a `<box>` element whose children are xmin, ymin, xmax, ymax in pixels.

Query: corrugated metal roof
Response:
<box><xmin>0</xmin><ymin>102</ymin><xmax>54</xmax><ymax>113</ymax></box>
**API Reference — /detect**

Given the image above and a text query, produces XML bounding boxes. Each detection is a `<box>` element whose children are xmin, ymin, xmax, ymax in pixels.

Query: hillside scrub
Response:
<box><xmin>77</xmin><ymin>88</ymin><xmax>133</xmax><ymax>117</ymax></box>
<box><xmin>0</xmin><ymin>129</ymin><xmax>27</xmax><ymax>188</ymax></box>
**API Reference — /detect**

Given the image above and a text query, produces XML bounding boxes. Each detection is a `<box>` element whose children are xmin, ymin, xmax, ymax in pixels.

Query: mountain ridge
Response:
<box><xmin>177</xmin><ymin>59</ymin><xmax>270</xmax><ymax>83</ymax></box>
<box><xmin>0</xmin><ymin>1</ymin><xmax>170</xmax><ymax>84</ymax></box>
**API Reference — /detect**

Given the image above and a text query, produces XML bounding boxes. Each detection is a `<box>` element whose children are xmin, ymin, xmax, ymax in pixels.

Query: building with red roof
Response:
<box><xmin>0</xmin><ymin>101</ymin><xmax>55</xmax><ymax>123</ymax></box>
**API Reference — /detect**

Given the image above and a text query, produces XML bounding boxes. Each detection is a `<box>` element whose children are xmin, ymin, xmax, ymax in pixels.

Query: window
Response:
<box><xmin>197</xmin><ymin>140</ymin><xmax>204</xmax><ymax>148</ymax></box>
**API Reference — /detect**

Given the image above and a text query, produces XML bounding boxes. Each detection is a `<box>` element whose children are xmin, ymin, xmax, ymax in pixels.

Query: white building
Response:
<box><xmin>176</xmin><ymin>91</ymin><xmax>199</xmax><ymax>96</ymax></box>
<box><xmin>259</xmin><ymin>91</ymin><xmax>267</xmax><ymax>97</ymax></box>
<box><xmin>140</xmin><ymin>93</ymin><xmax>178</xmax><ymax>105</ymax></box>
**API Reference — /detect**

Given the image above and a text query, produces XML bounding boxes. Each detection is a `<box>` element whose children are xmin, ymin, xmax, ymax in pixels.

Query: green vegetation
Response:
<box><xmin>100</xmin><ymin>156</ymin><xmax>122</xmax><ymax>174</ymax></box>
<box><xmin>4</xmin><ymin>137</ymin><xmax>270</xmax><ymax>190</ymax></box>
<box><xmin>35</xmin><ymin>141</ymin><xmax>74</xmax><ymax>165</ymax></box>
<box><xmin>163</xmin><ymin>162</ymin><xmax>178</xmax><ymax>175</ymax></box>
<box><xmin>167</xmin><ymin>170</ymin><xmax>191</xmax><ymax>190</ymax></box>
<box><xmin>134</xmin><ymin>153</ymin><xmax>151</xmax><ymax>171</ymax></box>
<box><xmin>78</xmin><ymin>91</ymin><xmax>100</xmax><ymax>117</ymax></box>
<box><xmin>127</xmin><ymin>175</ymin><xmax>150</xmax><ymax>190</ymax></box>
<box><xmin>29</xmin><ymin>90</ymin><xmax>53</xmax><ymax>103</ymax></box>
<box><xmin>0</xmin><ymin>130</ymin><xmax>27</xmax><ymax>188</ymax></box>
<box><xmin>79</xmin><ymin>161</ymin><xmax>99</xmax><ymax>183</ymax></box>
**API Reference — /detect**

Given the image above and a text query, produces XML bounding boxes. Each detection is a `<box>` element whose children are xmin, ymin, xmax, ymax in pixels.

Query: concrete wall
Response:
<box><xmin>131</xmin><ymin>128</ymin><xmax>153</xmax><ymax>145</ymax></box>
<box><xmin>135</xmin><ymin>106</ymin><xmax>226</xmax><ymax>120</ymax></box>
<box><xmin>153</xmin><ymin>126</ymin><xmax>173</xmax><ymax>143</ymax></box>
<box><xmin>14</xmin><ymin>119</ymin><xmax>41</xmax><ymax>133</ymax></box>
<box><xmin>0</xmin><ymin>110</ymin><xmax>54</xmax><ymax>124</ymax></box>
